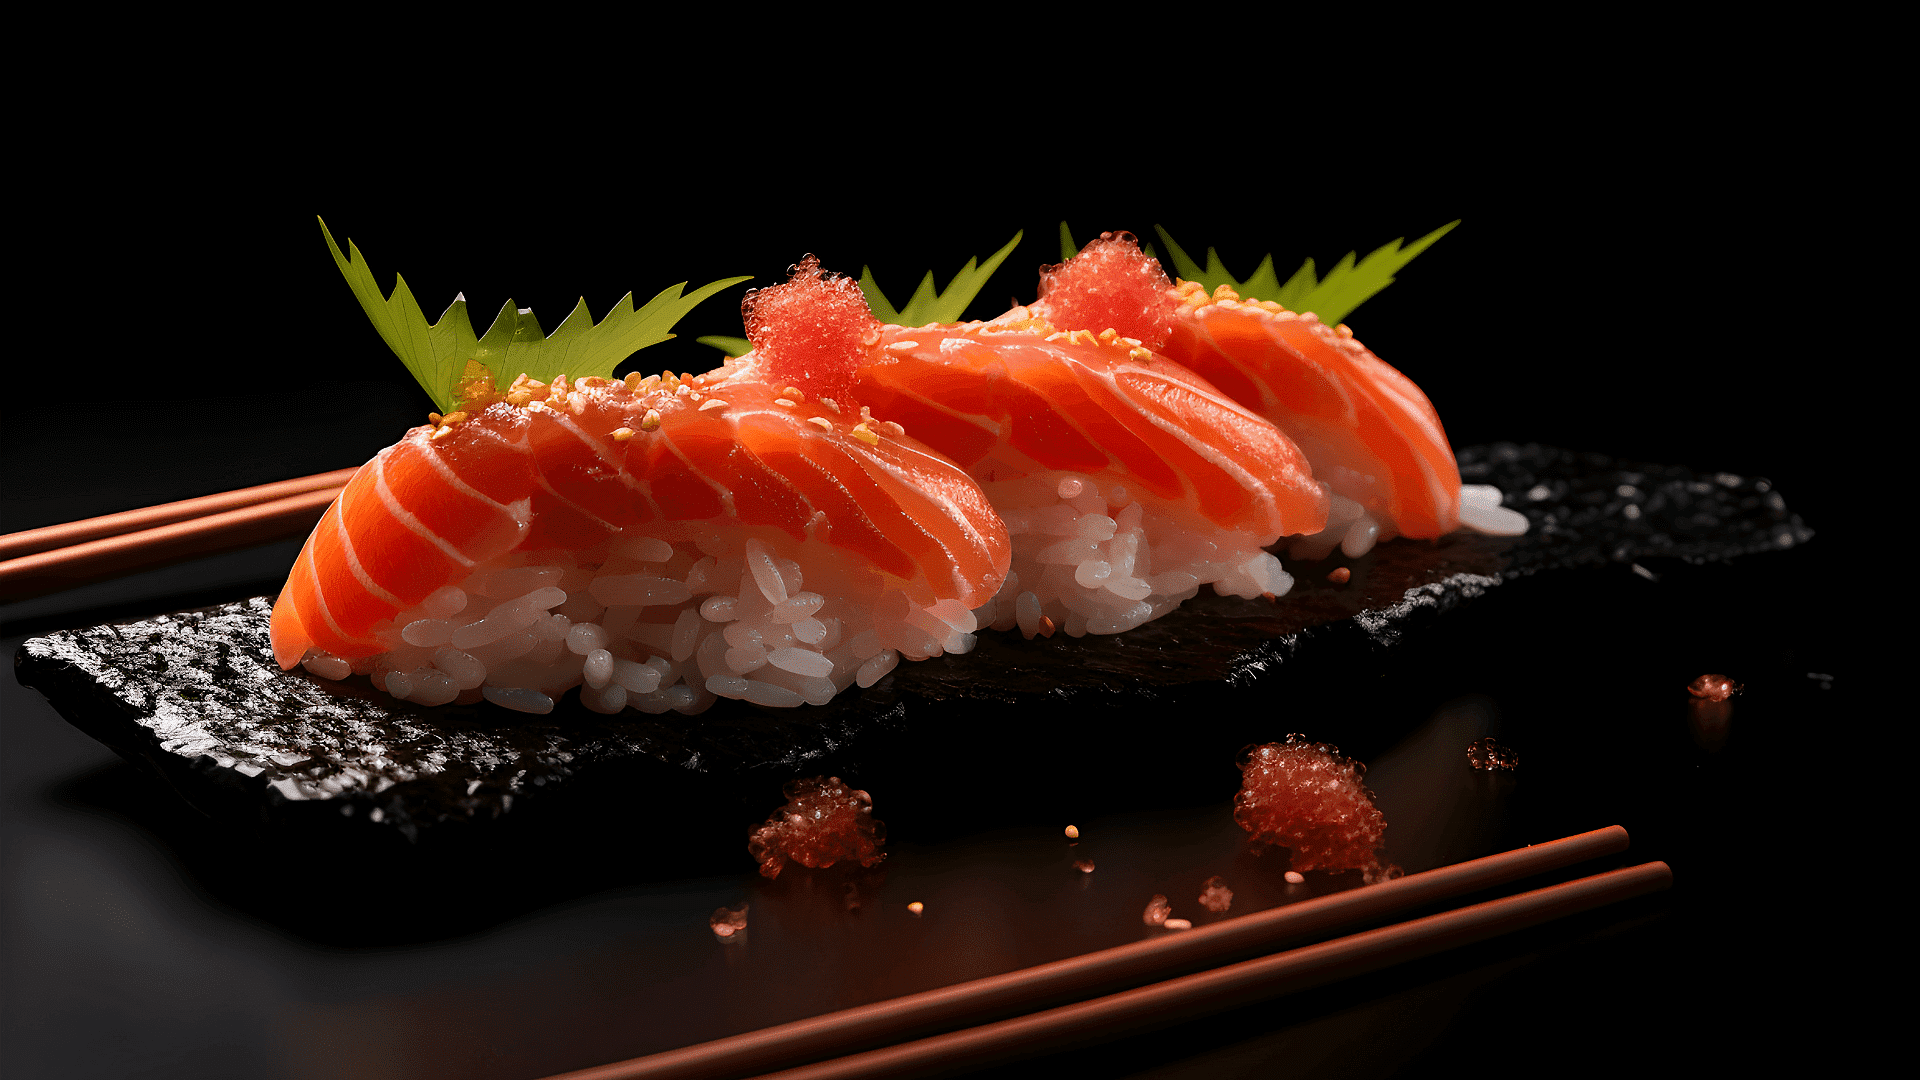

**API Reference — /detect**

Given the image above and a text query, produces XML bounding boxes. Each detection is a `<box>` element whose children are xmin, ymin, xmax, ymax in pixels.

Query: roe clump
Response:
<box><xmin>1466</xmin><ymin>737</ymin><xmax>1520</xmax><ymax>772</ymax></box>
<box><xmin>1687</xmin><ymin>674</ymin><xmax>1741</xmax><ymax>702</ymax></box>
<box><xmin>1234</xmin><ymin>735</ymin><xmax>1395</xmax><ymax>883</ymax></box>
<box><xmin>1033</xmin><ymin>231</ymin><xmax>1176</xmax><ymax>350</ymax></box>
<box><xmin>1197</xmin><ymin>876</ymin><xmax>1234</xmax><ymax>913</ymax></box>
<box><xmin>747</xmin><ymin>775</ymin><xmax>886</xmax><ymax>879</ymax></box>
<box><xmin>743</xmin><ymin>255</ymin><xmax>877</xmax><ymax>405</ymax></box>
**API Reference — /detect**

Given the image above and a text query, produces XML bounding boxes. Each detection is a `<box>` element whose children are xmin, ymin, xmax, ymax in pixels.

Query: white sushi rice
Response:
<box><xmin>1286</xmin><ymin>482</ymin><xmax>1530</xmax><ymax>560</ymax></box>
<box><xmin>969</xmin><ymin>471</ymin><xmax>1294</xmax><ymax>639</ymax></box>
<box><xmin>298</xmin><ymin>533</ymin><xmax>976</xmax><ymax>715</ymax></box>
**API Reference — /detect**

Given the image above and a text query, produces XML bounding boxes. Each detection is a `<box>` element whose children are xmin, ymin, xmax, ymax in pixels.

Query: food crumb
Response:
<box><xmin>710</xmin><ymin>903</ymin><xmax>748</xmax><ymax>939</ymax></box>
<box><xmin>1687</xmin><ymin>674</ymin><xmax>1741</xmax><ymax>702</ymax></box>
<box><xmin>1284</xmin><ymin>871</ymin><xmax>1305</xmax><ymax>885</ymax></box>
<box><xmin>1197</xmin><ymin>876</ymin><xmax>1233</xmax><ymax>913</ymax></box>
<box><xmin>1327</xmin><ymin>566</ymin><xmax>1351</xmax><ymax>584</ymax></box>
<box><xmin>1465</xmin><ymin>737</ymin><xmax>1520</xmax><ymax>772</ymax></box>
<box><xmin>1163</xmin><ymin>918</ymin><xmax>1193</xmax><ymax>931</ymax></box>
<box><xmin>1064</xmin><ymin>824</ymin><xmax>1080</xmax><ymax>839</ymax></box>
<box><xmin>1073</xmin><ymin>859</ymin><xmax>1096</xmax><ymax>873</ymax></box>
<box><xmin>1143</xmin><ymin>895</ymin><xmax>1171</xmax><ymax>926</ymax></box>
<box><xmin>908</xmin><ymin>901</ymin><xmax>925</xmax><ymax>915</ymax></box>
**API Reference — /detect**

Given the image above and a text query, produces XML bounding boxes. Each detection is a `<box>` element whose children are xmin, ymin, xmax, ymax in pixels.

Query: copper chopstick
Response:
<box><xmin>544</xmin><ymin>826</ymin><xmax>1635</xmax><ymax>1080</ymax></box>
<box><xmin>748</xmin><ymin>861</ymin><xmax>1673</xmax><ymax>1080</ymax></box>
<box><xmin>0</xmin><ymin>470</ymin><xmax>354</xmax><ymax>601</ymax></box>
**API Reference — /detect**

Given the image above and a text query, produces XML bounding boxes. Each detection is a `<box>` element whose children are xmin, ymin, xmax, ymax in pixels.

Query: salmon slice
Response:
<box><xmin>1162</xmin><ymin>281</ymin><xmax>1462</xmax><ymax>538</ymax></box>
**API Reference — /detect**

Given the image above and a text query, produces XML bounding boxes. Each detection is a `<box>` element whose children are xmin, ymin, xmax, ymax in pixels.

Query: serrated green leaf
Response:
<box><xmin>858</xmin><ymin>231</ymin><xmax>1022</xmax><ymax>327</ymax></box>
<box><xmin>321</xmin><ymin>217</ymin><xmax>749</xmax><ymax>408</ymax></box>
<box><xmin>1154</xmin><ymin>221</ymin><xmax>1457</xmax><ymax>328</ymax></box>
<box><xmin>697</xmin><ymin>335</ymin><xmax>752</xmax><ymax>358</ymax></box>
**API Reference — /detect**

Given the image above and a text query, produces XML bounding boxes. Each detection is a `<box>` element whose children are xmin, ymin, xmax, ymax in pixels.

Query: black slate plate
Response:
<box><xmin>14</xmin><ymin>443</ymin><xmax>1812</xmax><ymax>861</ymax></box>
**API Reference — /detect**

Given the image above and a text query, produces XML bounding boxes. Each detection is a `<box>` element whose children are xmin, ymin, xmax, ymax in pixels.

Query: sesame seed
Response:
<box><xmin>612</xmin><ymin>427</ymin><xmax>635</xmax><ymax>441</ymax></box>
<box><xmin>885</xmin><ymin>340</ymin><xmax>919</xmax><ymax>353</ymax></box>
<box><xmin>699</xmin><ymin>398</ymin><xmax>729</xmax><ymax>412</ymax></box>
<box><xmin>807</xmin><ymin>417</ymin><xmax>833</xmax><ymax>431</ymax></box>
<box><xmin>774</xmin><ymin>398</ymin><xmax>796</xmax><ymax>408</ymax></box>
<box><xmin>850</xmin><ymin>423</ymin><xmax>879</xmax><ymax>445</ymax></box>
<box><xmin>640</xmin><ymin>410</ymin><xmax>662</xmax><ymax>431</ymax></box>
<box><xmin>880</xmin><ymin>420</ymin><xmax>905</xmax><ymax>438</ymax></box>
<box><xmin>430</xmin><ymin>425</ymin><xmax>455</xmax><ymax>441</ymax></box>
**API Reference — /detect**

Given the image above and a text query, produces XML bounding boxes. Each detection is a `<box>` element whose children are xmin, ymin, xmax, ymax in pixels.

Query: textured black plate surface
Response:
<box><xmin>14</xmin><ymin>443</ymin><xmax>1812</xmax><ymax>853</ymax></box>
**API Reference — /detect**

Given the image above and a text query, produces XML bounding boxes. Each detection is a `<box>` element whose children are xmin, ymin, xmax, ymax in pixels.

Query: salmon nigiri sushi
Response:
<box><xmin>273</xmin><ymin>257</ymin><xmax>1009</xmax><ymax>715</ymax></box>
<box><xmin>1157</xmin><ymin>276</ymin><xmax>1528</xmax><ymax>557</ymax></box>
<box><xmin>1032</xmin><ymin>232</ymin><xmax>1527</xmax><ymax>558</ymax></box>
<box><xmin>852</xmin><ymin>235</ymin><xmax>1327</xmax><ymax>639</ymax></box>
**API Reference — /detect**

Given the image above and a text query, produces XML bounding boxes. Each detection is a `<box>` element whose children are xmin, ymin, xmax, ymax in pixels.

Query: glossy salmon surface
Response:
<box><xmin>1162</xmin><ymin>281</ymin><xmax>1463</xmax><ymax>538</ymax></box>
<box><xmin>270</xmin><ymin>364</ymin><xmax>1010</xmax><ymax>669</ymax></box>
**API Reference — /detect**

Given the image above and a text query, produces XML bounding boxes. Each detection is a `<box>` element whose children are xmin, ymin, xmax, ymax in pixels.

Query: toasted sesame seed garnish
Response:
<box><xmin>1097</xmin><ymin>328</ymin><xmax>1118</xmax><ymax>343</ymax></box>
<box><xmin>675</xmin><ymin>383</ymin><xmax>692</xmax><ymax>396</ymax></box>
<box><xmin>1212</xmin><ymin>284</ymin><xmax>1237</xmax><ymax>301</ymax></box>
<box><xmin>624</xmin><ymin>372</ymin><xmax>646</xmax><ymax>391</ymax></box>
<box><xmin>783</xmin><ymin>386</ymin><xmax>804</xmax><ymax>400</ymax></box>
<box><xmin>1336</xmin><ymin>323</ymin><xmax>1354</xmax><ymax>338</ymax></box>
<box><xmin>1129</xmin><ymin>347</ymin><xmax>1155</xmax><ymax>362</ymax></box>
<box><xmin>1045</xmin><ymin>331</ymin><xmax>1067</xmax><ymax>343</ymax></box>
<box><xmin>1217</xmin><ymin>298</ymin><xmax>1242</xmax><ymax>310</ymax></box>
<box><xmin>442</xmin><ymin>411</ymin><xmax>468</xmax><ymax>425</ymax></box>
<box><xmin>506</xmin><ymin>390</ymin><xmax>534</xmax><ymax>406</ymax></box>
<box><xmin>699</xmin><ymin>398</ymin><xmax>729</xmax><ymax>412</ymax></box>
<box><xmin>820</xmin><ymin>397</ymin><xmax>840</xmax><ymax>413</ymax></box>
<box><xmin>774</xmin><ymin>398</ymin><xmax>796</xmax><ymax>408</ymax></box>
<box><xmin>806</xmin><ymin>416</ymin><xmax>833</xmax><ymax>431</ymax></box>
<box><xmin>612</xmin><ymin>427</ymin><xmax>636</xmax><ymax>441</ymax></box>
<box><xmin>430</xmin><ymin>425</ymin><xmax>455</xmax><ymax>441</ymax></box>
<box><xmin>640</xmin><ymin>410</ymin><xmax>662</xmax><ymax>431</ymax></box>
<box><xmin>850</xmin><ymin>422</ymin><xmax>879</xmax><ymax>445</ymax></box>
<box><xmin>428</xmin><ymin>412</ymin><xmax>443</xmax><ymax>424</ymax></box>
<box><xmin>884</xmin><ymin>340</ymin><xmax>919</xmax><ymax>353</ymax></box>
<box><xmin>526</xmin><ymin>400</ymin><xmax>547</xmax><ymax>413</ymax></box>
<box><xmin>569</xmin><ymin>396</ymin><xmax>587</xmax><ymax>415</ymax></box>
<box><xmin>1121</xmin><ymin>336</ymin><xmax>1143</xmax><ymax>348</ymax></box>
<box><xmin>880</xmin><ymin>420</ymin><xmax>905</xmax><ymax>438</ymax></box>
<box><xmin>862</xmin><ymin>329</ymin><xmax>882</xmax><ymax>347</ymax></box>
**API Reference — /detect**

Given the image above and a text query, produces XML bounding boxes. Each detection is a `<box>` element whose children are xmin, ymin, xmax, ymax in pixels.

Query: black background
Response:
<box><xmin>4</xmin><ymin>86</ymin><xmax>1886</xmax><ymax>1077</ymax></box>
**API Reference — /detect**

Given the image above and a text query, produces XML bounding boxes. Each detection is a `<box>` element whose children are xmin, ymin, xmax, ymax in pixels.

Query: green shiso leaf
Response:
<box><xmin>321</xmin><ymin>217</ymin><xmax>749</xmax><ymax>411</ymax></box>
<box><xmin>1153</xmin><ymin>221</ymin><xmax>1457</xmax><ymax>327</ymax></box>
<box><xmin>697</xmin><ymin>334</ymin><xmax>752</xmax><ymax>359</ymax></box>
<box><xmin>859</xmin><ymin>231</ymin><xmax>1023</xmax><ymax>327</ymax></box>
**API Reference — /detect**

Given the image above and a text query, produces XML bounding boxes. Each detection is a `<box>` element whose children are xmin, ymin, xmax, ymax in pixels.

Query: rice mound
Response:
<box><xmin>969</xmin><ymin>471</ymin><xmax>1295</xmax><ymax>639</ymax></box>
<box><xmin>296</xmin><ymin>531</ymin><xmax>978</xmax><ymax>715</ymax></box>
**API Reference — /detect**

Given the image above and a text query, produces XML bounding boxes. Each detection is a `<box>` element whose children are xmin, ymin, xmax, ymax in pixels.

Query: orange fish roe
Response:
<box><xmin>1687</xmin><ymin>673</ymin><xmax>1741</xmax><ymax>702</ymax></box>
<box><xmin>747</xmin><ymin>776</ymin><xmax>886</xmax><ymax>879</ymax></box>
<box><xmin>743</xmin><ymin>255</ymin><xmax>876</xmax><ymax>405</ymax></box>
<box><xmin>1197</xmin><ymin>876</ymin><xmax>1234</xmax><ymax>913</ymax></box>
<box><xmin>1033</xmin><ymin>231</ymin><xmax>1176</xmax><ymax>350</ymax></box>
<box><xmin>1233</xmin><ymin>735</ymin><xmax>1396</xmax><ymax>883</ymax></box>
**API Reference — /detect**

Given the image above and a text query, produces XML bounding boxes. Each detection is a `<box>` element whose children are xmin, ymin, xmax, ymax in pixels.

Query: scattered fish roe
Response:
<box><xmin>710</xmin><ymin>903</ymin><xmax>748</xmax><ymax>939</ymax></box>
<box><xmin>1466</xmin><ymin>737</ymin><xmax>1520</xmax><ymax>772</ymax></box>
<box><xmin>1064</xmin><ymin>824</ymin><xmax>1081</xmax><ymax>840</ymax></box>
<box><xmin>746</xmin><ymin>776</ymin><xmax>886</xmax><ymax>879</ymax></box>
<box><xmin>1326</xmin><ymin>567</ymin><xmax>1352</xmax><ymax>584</ymax></box>
<box><xmin>1163</xmin><ymin>918</ymin><xmax>1193</xmax><ymax>931</ymax></box>
<box><xmin>743</xmin><ymin>255</ymin><xmax>876</xmax><ymax>405</ymax></box>
<box><xmin>1284</xmin><ymin>871</ymin><xmax>1306</xmax><ymax>885</ymax></box>
<box><xmin>1197</xmin><ymin>876</ymin><xmax>1233</xmax><ymax>913</ymax></box>
<box><xmin>1234</xmin><ymin>735</ymin><xmax>1392</xmax><ymax>882</ymax></box>
<box><xmin>1687</xmin><ymin>673</ymin><xmax>1742</xmax><ymax>702</ymax></box>
<box><xmin>1033</xmin><ymin>231</ymin><xmax>1176</xmax><ymax>350</ymax></box>
<box><xmin>1144</xmin><ymin>895</ymin><xmax>1172</xmax><ymax>926</ymax></box>
<box><xmin>908</xmin><ymin>901</ymin><xmax>925</xmax><ymax>915</ymax></box>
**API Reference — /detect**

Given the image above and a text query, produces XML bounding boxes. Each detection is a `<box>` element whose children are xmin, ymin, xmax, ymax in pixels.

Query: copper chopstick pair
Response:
<box><xmin>546</xmin><ymin>827</ymin><xmax>1667</xmax><ymax>1080</ymax></box>
<box><xmin>0</xmin><ymin>467</ymin><xmax>355</xmax><ymax>601</ymax></box>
